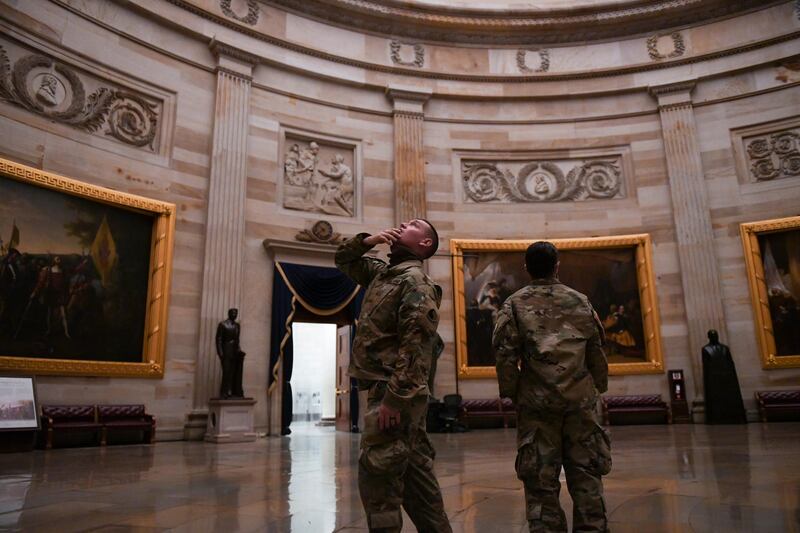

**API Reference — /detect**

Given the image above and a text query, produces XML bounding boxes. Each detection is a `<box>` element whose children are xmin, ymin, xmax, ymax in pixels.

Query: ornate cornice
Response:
<box><xmin>209</xmin><ymin>39</ymin><xmax>261</xmax><ymax>67</ymax></box>
<box><xmin>268</xmin><ymin>0</ymin><xmax>782</xmax><ymax>45</ymax></box>
<box><xmin>159</xmin><ymin>1</ymin><xmax>800</xmax><ymax>84</ymax></box>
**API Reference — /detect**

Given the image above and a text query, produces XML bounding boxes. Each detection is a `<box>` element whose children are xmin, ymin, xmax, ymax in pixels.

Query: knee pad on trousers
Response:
<box><xmin>368</xmin><ymin>509</ymin><xmax>402</xmax><ymax>529</ymax></box>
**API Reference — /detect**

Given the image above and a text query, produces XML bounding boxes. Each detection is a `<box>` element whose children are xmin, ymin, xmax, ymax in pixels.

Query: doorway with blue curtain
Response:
<box><xmin>269</xmin><ymin>262</ymin><xmax>363</xmax><ymax>436</ymax></box>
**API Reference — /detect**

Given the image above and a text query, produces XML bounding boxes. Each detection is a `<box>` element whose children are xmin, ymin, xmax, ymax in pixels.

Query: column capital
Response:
<box><xmin>386</xmin><ymin>84</ymin><xmax>432</xmax><ymax>116</ymax></box>
<box><xmin>649</xmin><ymin>80</ymin><xmax>696</xmax><ymax>109</ymax></box>
<box><xmin>209</xmin><ymin>39</ymin><xmax>259</xmax><ymax>79</ymax></box>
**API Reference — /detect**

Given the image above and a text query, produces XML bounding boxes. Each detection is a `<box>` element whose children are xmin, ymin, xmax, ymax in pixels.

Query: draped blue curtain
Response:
<box><xmin>269</xmin><ymin>262</ymin><xmax>363</xmax><ymax>435</ymax></box>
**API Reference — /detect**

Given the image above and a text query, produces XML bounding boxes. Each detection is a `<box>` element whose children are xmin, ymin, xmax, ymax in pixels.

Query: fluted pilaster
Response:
<box><xmin>189</xmin><ymin>43</ymin><xmax>257</xmax><ymax>431</ymax></box>
<box><xmin>651</xmin><ymin>81</ymin><xmax>728</xmax><ymax>408</ymax></box>
<box><xmin>386</xmin><ymin>85</ymin><xmax>431</xmax><ymax>225</ymax></box>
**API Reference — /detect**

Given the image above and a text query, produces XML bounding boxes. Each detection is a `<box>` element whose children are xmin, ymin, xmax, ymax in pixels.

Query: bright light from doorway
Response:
<box><xmin>291</xmin><ymin>322</ymin><xmax>337</xmax><ymax>421</ymax></box>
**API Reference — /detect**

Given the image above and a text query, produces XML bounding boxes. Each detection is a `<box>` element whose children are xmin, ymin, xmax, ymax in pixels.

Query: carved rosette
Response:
<box><xmin>0</xmin><ymin>44</ymin><xmax>159</xmax><ymax>150</ymax></box>
<box><xmin>745</xmin><ymin>129</ymin><xmax>800</xmax><ymax>181</ymax></box>
<box><xmin>647</xmin><ymin>32</ymin><xmax>685</xmax><ymax>60</ymax></box>
<box><xmin>462</xmin><ymin>158</ymin><xmax>623</xmax><ymax>203</ymax></box>
<box><xmin>220</xmin><ymin>0</ymin><xmax>260</xmax><ymax>25</ymax></box>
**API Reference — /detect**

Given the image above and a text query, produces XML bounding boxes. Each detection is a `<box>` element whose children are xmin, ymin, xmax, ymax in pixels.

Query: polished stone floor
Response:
<box><xmin>1</xmin><ymin>422</ymin><xmax>799</xmax><ymax>532</ymax></box>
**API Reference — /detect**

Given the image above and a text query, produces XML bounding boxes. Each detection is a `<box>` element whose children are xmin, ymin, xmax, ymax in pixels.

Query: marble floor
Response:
<box><xmin>1</xmin><ymin>422</ymin><xmax>799</xmax><ymax>532</ymax></box>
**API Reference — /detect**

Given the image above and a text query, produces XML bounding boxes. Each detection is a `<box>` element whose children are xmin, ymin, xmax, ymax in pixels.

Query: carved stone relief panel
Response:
<box><xmin>460</xmin><ymin>150</ymin><xmax>629</xmax><ymax>203</ymax></box>
<box><xmin>0</xmin><ymin>38</ymin><xmax>163</xmax><ymax>152</ymax></box>
<box><xmin>647</xmin><ymin>32</ymin><xmax>685</xmax><ymax>61</ymax></box>
<box><xmin>743</xmin><ymin>128</ymin><xmax>800</xmax><ymax>182</ymax></box>
<box><xmin>281</xmin><ymin>131</ymin><xmax>359</xmax><ymax>218</ymax></box>
<box><xmin>390</xmin><ymin>41</ymin><xmax>425</xmax><ymax>68</ymax></box>
<box><xmin>732</xmin><ymin>118</ymin><xmax>800</xmax><ymax>187</ymax></box>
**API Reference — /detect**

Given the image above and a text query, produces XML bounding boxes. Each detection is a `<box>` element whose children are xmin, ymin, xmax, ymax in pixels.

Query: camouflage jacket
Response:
<box><xmin>492</xmin><ymin>278</ymin><xmax>608</xmax><ymax>412</ymax></box>
<box><xmin>335</xmin><ymin>234</ymin><xmax>442</xmax><ymax>411</ymax></box>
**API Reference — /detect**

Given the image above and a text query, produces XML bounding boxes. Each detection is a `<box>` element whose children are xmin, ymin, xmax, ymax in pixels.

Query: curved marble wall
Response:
<box><xmin>0</xmin><ymin>0</ymin><xmax>798</xmax><ymax>437</ymax></box>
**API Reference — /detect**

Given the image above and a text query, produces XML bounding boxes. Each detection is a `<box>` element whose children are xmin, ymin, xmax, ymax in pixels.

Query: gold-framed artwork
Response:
<box><xmin>0</xmin><ymin>157</ymin><xmax>175</xmax><ymax>378</ymax></box>
<box><xmin>740</xmin><ymin>216</ymin><xmax>800</xmax><ymax>369</ymax></box>
<box><xmin>451</xmin><ymin>234</ymin><xmax>664</xmax><ymax>379</ymax></box>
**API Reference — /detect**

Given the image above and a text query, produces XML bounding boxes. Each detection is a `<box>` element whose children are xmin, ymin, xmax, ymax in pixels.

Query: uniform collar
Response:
<box><xmin>529</xmin><ymin>277</ymin><xmax>560</xmax><ymax>286</ymax></box>
<box><xmin>388</xmin><ymin>258</ymin><xmax>423</xmax><ymax>273</ymax></box>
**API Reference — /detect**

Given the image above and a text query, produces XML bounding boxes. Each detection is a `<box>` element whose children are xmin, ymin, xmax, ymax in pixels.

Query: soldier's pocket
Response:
<box><xmin>515</xmin><ymin>430</ymin><xmax>539</xmax><ymax>481</ymax></box>
<box><xmin>360</xmin><ymin>439</ymin><xmax>410</xmax><ymax>477</ymax></box>
<box><xmin>589</xmin><ymin>423</ymin><xmax>612</xmax><ymax>476</ymax></box>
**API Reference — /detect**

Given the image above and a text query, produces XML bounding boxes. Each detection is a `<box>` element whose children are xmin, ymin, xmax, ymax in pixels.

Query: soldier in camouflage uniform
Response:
<box><xmin>492</xmin><ymin>241</ymin><xmax>611</xmax><ymax>533</ymax></box>
<box><xmin>336</xmin><ymin>219</ymin><xmax>452</xmax><ymax>533</ymax></box>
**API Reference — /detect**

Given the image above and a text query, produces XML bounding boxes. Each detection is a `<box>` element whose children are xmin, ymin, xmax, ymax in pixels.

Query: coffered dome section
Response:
<box><xmin>271</xmin><ymin>0</ymin><xmax>781</xmax><ymax>45</ymax></box>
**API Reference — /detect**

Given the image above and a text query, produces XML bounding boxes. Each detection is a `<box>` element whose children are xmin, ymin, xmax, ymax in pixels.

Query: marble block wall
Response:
<box><xmin>0</xmin><ymin>0</ymin><xmax>798</xmax><ymax>437</ymax></box>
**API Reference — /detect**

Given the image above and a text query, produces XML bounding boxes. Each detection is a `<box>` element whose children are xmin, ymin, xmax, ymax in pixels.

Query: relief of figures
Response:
<box><xmin>283</xmin><ymin>139</ymin><xmax>355</xmax><ymax>217</ymax></box>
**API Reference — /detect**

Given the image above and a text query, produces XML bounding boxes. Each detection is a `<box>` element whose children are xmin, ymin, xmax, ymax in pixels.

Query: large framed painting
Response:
<box><xmin>0</xmin><ymin>157</ymin><xmax>175</xmax><ymax>377</ymax></box>
<box><xmin>451</xmin><ymin>234</ymin><xmax>664</xmax><ymax>378</ymax></box>
<box><xmin>741</xmin><ymin>216</ymin><xmax>800</xmax><ymax>369</ymax></box>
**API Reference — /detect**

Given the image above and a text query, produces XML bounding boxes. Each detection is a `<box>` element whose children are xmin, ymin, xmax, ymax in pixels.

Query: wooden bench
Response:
<box><xmin>755</xmin><ymin>390</ymin><xmax>800</xmax><ymax>422</ymax></box>
<box><xmin>462</xmin><ymin>398</ymin><xmax>516</xmax><ymax>429</ymax></box>
<box><xmin>601</xmin><ymin>394</ymin><xmax>671</xmax><ymax>425</ymax></box>
<box><xmin>41</xmin><ymin>404</ymin><xmax>155</xmax><ymax>448</ymax></box>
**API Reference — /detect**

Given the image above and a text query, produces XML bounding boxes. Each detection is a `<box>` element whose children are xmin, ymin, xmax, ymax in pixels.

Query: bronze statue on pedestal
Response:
<box><xmin>216</xmin><ymin>308</ymin><xmax>246</xmax><ymax>399</ymax></box>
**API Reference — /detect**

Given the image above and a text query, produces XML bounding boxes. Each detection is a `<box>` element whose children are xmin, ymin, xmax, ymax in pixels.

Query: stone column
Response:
<box><xmin>650</xmin><ymin>81</ymin><xmax>728</xmax><ymax>422</ymax></box>
<box><xmin>186</xmin><ymin>41</ymin><xmax>258</xmax><ymax>440</ymax></box>
<box><xmin>386</xmin><ymin>85</ymin><xmax>432</xmax><ymax>225</ymax></box>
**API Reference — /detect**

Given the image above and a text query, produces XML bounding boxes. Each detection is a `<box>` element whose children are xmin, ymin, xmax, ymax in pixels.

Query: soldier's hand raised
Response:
<box><xmin>363</xmin><ymin>228</ymin><xmax>401</xmax><ymax>247</ymax></box>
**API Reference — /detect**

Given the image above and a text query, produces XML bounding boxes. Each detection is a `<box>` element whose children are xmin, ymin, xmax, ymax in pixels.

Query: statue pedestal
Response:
<box><xmin>205</xmin><ymin>397</ymin><xmax>257</xmax><ymax>443</ymax></box>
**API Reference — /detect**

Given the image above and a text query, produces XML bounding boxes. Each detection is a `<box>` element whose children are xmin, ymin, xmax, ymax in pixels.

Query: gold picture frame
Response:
<box><xmin>740</xmin><ymin>216</ymin><xmax>800</xmax><ymax>369</ymax></box>
<box><xmin>0</xmin><ymin>157</ymin><xmax>175</xmax><ymax>378</ymax></box>
<box><xmin>451</xmin><ymin>234</ymin><xmax>664</xmax><ymax>379</ymax></box>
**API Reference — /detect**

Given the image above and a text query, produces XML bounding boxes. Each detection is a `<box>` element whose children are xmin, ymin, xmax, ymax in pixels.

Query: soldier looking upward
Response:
<box><xmin>493</xmin><ymin>241</ymin><xmax>611</xmax><ymax>533</ymax></box>
<box><xmin>335</xmin><ymin>219</ymin><xmax>452</xmax><ymax>533</ymax></box>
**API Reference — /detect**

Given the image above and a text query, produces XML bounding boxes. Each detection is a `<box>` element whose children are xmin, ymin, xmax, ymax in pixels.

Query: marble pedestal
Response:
<box><xmin>205</xmin><ymin>397</ymin><xmax>257</xmax><ymax>443</ymax></box>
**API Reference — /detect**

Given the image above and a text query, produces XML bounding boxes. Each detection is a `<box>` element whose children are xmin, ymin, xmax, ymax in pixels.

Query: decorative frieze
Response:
<box><xmin>220</xmin><ymin>0</ymin><xmax>259</xmax><ymax>25</ymax></box>
<box><xmin>516</xmin><ymin>49</ymin><xmax>550</xmax><ymax>74</ymax></box>
<box><xmin>461</xmin><ymin>157</ymin><xmax>624</xmax><ymax>203</ymax></box>
<box><xmin>0</xmin><ymin>41</ymin><xmax>161</xmax><ymax>151</ymax></box>
<box><xmin>647</xmin><ymin>32</ymin><xmax>685</xmax><ymax>61</ymax></box>
<box><xmin>281</xmin><ymin>132</ymin><xmax>359</xmax><ymax>218</ymax></box>
<box><xmin>390</xmin><ymin>41</ymin><xmax>425</xmax><ymax>68</ymax></box>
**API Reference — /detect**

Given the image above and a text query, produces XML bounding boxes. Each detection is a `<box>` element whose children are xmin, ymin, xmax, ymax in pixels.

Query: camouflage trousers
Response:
<box><xmin>515</xmin><ymin>405</ymin><xmax>611</xmax><ymax>533</ymax></box>
<box><xmin>358</xmin><ymin>381</ymin><xmax>452</xmax><ymax>533</ymax></box>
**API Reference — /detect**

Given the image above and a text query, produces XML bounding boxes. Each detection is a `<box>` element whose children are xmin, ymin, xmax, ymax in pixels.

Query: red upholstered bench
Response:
<box><xmin>41</xmin><ymin>405</ymin><xmax>103</xmax><ymax>449</ymax></box>
<box><xmin>601</xmin><ymin>395</ymin><xmax>671</xmax><ymax>425</ymax></box>
<box><xmin>98</xmin><ymin>404</ymin><xmax>156</xmax><ymax>445</ymax></box>
<box><xmin>462</xmin><ymin>398</ymin><xmax>516</xmax><ymax>429</ymax></box>
<box><xmin>755</xmin><ymin>390</ymin><xmax>800</xmax><ymax>422</ymax></box>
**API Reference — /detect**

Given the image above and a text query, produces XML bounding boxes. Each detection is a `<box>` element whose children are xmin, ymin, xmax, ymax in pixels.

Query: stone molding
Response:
<box><xmin>0</xmin><ymin>38</ymin><xmax>162</xmax><ymax>152</ymax></box>
<box><xmin>161</xmin><ymin>0</ymin><xmax>799</xmax><ymax>83</ymax></box>
<box><xmin>266</xmin><ymin>0</ymin><xmax>776</xmax><ymax>45</ymax></box>
<box><xmin>209</xmin><ymin>39</ymin><xmax>260</xmax><ymax>71</ymax></box>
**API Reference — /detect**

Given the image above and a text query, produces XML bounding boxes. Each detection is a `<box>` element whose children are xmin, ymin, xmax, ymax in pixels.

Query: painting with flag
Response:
<box><xmin>0</xmin><ymin>158</ymin><xmax>174</xmax><ymax>378</ymax></box>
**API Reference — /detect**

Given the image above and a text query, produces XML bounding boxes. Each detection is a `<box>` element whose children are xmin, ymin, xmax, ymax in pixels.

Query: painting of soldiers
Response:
<box><xmin>0</xmin><ymin>174</ymin><xmax>153</xmax><ymax>363</ymax></box>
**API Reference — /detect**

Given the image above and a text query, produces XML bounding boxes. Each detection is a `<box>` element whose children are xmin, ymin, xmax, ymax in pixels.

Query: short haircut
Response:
<box><xmin>525</xmin><ymin>241</ymin><xmax>558</xmax><ymax>278</ymax></box>
<box><xmin>419</xmin><ymin>218</ymin><xmax>439</xmax><ymax>259</ymax></box>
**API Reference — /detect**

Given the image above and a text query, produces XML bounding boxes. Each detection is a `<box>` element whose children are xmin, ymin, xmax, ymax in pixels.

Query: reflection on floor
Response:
<box><xmin>1</xmin><ymin>422</ymin><xmax>799</xmax><ymax>532</ymax></box>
